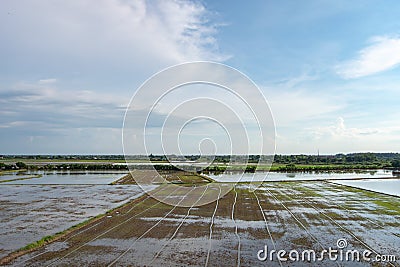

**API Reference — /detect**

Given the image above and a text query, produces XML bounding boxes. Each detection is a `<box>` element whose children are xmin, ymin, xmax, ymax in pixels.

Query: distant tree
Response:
<box><xmin>391</xmin><ymin>159</ymin><xmax>400</xmax><ymax>168</ymax></box>
<box><xmin>286</xmin><ymin>164</ymin><xmax>296</xmax><ymax>171</ymax></box>
<box><xmin>16</xmin><ymin>162</ymin><xmax>27</xmax><ymax>169</ymax></box>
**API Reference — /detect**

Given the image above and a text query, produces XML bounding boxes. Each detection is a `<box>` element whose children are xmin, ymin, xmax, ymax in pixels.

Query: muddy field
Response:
<box><xmin>1</xmin><ymin>175</ymin><xmax>399</xmax><ymax>266</ymax></box>
<box><xmin>0</xmin><ymin>170</ymin><xmax>163</xmax><ymax>260</ymax></box>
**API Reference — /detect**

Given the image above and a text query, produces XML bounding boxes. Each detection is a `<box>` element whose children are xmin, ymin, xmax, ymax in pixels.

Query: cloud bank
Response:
<box><xmin>1</xmin><ymin>0</ymin><xmax>226</xmax><ymax>76</ymax></box>
<box><xmin>336</xmin><ymin>36</ymin><xmax>400</xmax><ymax>79</ymax></box>
<box><xmin>0</xmin><ymin>0</ymin><xmax>228</xmax><ymax>154</ymax></box>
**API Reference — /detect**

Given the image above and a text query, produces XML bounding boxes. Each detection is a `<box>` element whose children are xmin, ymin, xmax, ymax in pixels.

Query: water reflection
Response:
<box><xmin>1</xmin><ymin>170</ymin><xmax>128</xmax><ymax>184</ymax></box>
<box><xmin>205</xmin><ymin>169</ymin><xmax>394</xmax><ymax>182</ymax></box>
<box><xmin>334</xmin><ymin>178</ymin><xmax>400</xmax><ymax>197</ymax></box>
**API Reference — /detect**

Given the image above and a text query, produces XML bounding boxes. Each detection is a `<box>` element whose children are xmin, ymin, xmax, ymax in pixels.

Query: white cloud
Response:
<box><xmin>273</xmin><ymin>70</ymin><xmax>319</xmax><ymax>89</ymax></box>
<box><xmin>294</xmin><ymin>117</ymin><xmax>400</xmax><ymax>153</ymax></box>
<box><xmin>336</xmin><ymin>36</ymin><xmax>400</xmax><ymax>79</ymax></box>
<box><xmin>311</xmin><ymin>117</ymin><xmax>379</xmax><ymax>139</ymax></box>
<box><xmin>0</xmin><ymin>82</ymin><xmax>126</xmax><ymax>152</ymax></box>
<box><xmin>265</xmin><ymin>116</ymin><xmax>400</xmax><ymax>155</ymax></box>
<box><xmin>1</xmin><ymin>0</ymin><xmax>226</xmax><ymax>70</ymax></box>
<box><xmin>38</xmin><ymin>78</ymin><xmax>57</xmax><ymax>84</ymax></box>
<box><xmin>0</xmin><ymin>81</ymin><xmax>128</xmax><ymax>131</ymax></box>
<box><xmin>0</xmin><ymin>0</ymin><xmax>231</xmax><ymax>153</ymax></box>
<box><xmin>266</xmin><ymin>89</ymin><xmax>342</xmax><ymax>126</ymax></box>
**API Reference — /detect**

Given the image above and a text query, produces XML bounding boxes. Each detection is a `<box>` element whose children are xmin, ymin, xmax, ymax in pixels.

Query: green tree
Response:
<box><xmin>16</xmin><ymin>162</ymin><xmax>27</xmax><ymax>169</ymax></box>
<box><xmin>391</xmin><ymin>159</ymin><xmax>400</xmax><ymax>168</ymax></box>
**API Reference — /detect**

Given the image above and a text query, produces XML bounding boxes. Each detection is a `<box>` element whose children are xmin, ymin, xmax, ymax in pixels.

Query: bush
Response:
<box><xmin>15</xmin><ymin>162</ymin><xmax>27</xmax><ymax>169</ymax></box>
<box><xmin>391</xmin><ymin>159</ymin><xmax>400</xmax><ymax>168</ymax></box>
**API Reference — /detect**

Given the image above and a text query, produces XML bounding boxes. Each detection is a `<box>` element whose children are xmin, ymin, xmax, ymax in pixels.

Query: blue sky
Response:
<box><xmin>1</xmin><ymin>0</ymin><xmax>400</xmax><ymax>154</ymax></box>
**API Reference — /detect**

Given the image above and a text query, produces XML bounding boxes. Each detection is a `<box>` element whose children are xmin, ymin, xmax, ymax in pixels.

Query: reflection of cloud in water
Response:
<box><xmin>333</xmin><ymin>178</ymin><xmax>400</xmax><ymax>197</ymax></box>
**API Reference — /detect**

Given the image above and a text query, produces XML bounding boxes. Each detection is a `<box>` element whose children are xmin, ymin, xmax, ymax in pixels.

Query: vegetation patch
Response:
<box><xmin>372</xmin><ymin>200</ymin><xmax>400</xmax><ymax>215</ymax></box>
<box><xmin>22</xmin><ymin>235</ymin><xmax>55</xmax><ymax>251</ymax></box>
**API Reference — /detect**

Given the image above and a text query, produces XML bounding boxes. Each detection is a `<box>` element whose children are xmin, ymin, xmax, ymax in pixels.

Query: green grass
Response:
<box><xmin>330</xmin><ymin>183</ymin><xmax>400</xmax><ymax>215</ymax></box>
<box><xmin>22</xmin><ymin>235</ymin><xmax>54</xmax><ymax>250</ymax></box>
<box><xmin>292</xmin><ymin>185</ymin><xmax>322</xmax><ymax>197</ymax></box>
<box><xmin>373</xmin><ymin>200</ymin><xmax>400</xmax><ymax>214</ymax></box>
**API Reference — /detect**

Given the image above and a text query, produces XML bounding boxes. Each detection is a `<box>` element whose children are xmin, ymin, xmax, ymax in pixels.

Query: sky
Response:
<box><xmin>1</xmin><ymin>0</ymin><xmax>400</xmax><ymax>155</ymax></box>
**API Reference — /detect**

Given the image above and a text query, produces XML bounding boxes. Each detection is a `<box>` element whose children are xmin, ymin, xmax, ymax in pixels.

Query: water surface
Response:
<box><xmin>0</xmin><ymin>171</ymin><xmax>155</xmax><ymax>258</ymax></box>
<box><xmin>2</xmin><ymin>170</ymin><xmax>128</xmax><ymax>184</ymax></box>
<box><xmin>205</xmin><ymin>169</ymin><xmax>394</xmax><ymax>182</ymax></box>
<box><xmin>332</xmin><ymin>178</ymin><xmax>400</xmax><ymax>197</ymax></box>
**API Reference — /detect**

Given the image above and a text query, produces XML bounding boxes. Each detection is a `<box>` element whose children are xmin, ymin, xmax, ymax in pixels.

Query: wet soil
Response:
<box><xmin>1</xmin><ymin>176</ymin><xmax>399</xmax><ymax>267</ymax></box>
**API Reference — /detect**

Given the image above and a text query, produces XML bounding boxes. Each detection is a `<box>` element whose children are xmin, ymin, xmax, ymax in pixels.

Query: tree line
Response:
<box><xmin>1</xmin><ymin>153</ymin><xmax>400</xmax><ymax>172</ymax></box>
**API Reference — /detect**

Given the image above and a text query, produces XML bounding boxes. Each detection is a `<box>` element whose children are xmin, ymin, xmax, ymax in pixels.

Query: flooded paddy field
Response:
<box><xmin>2</xmin><ymin>174</ymin><xmax>399</xmax><ymax>266</ymax></box>
<box><xmin>332</xmin><ymin>178</ymin><xmax>400</xmax><ymax>197</ymax></box>
<box><xmin>206</xmin><ymin>169</ymin><xmax>394</xmax><ymax>182</ymax></box>
<box><xmin>1</xmin><ymin>170</ymin><xmax>129</xmax><ymax>185</ymax></box>
<box><xmin>0</xmin><ymin>171</ymin><xmax>155</xmax><ymax>259</ymax></box>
